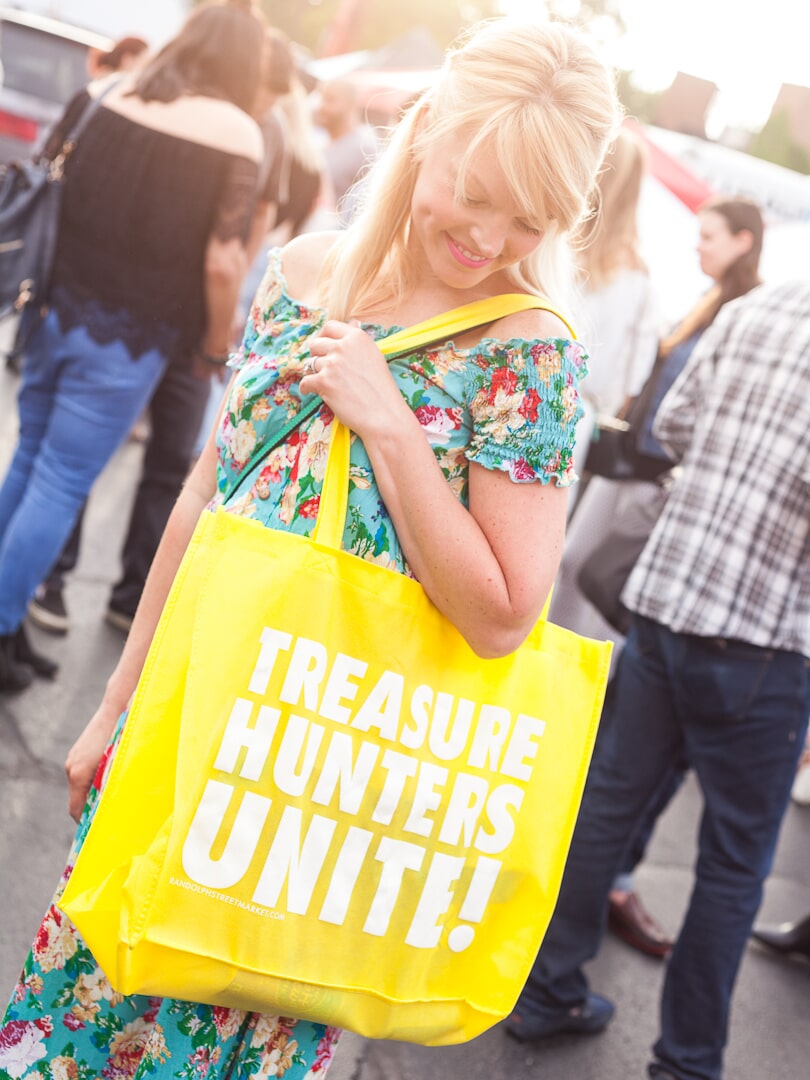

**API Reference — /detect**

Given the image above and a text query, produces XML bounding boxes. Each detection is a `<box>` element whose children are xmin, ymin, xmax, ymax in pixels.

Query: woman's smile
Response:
<box><xmin>445</xmin><ymin>234</ymin><xmax>496</xmax><ymax>269</ymax></box>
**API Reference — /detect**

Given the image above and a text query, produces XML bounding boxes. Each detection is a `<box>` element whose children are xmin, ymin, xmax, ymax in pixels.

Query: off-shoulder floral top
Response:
<box><xmin>215</xmin><ymin>248</ymin><xmax>588</xmax><ymax>575</ymax></box>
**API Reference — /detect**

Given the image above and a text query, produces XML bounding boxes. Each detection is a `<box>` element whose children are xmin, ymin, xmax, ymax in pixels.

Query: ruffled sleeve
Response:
<box><xmin>210</xmin><ymin>155</ymin><xmax>260</xmax><ymax>245</ymax></box>
<box><xmin>463</xmin><ymin>337</ymin><xmax>589</xmax><ymax>487</ymax></box>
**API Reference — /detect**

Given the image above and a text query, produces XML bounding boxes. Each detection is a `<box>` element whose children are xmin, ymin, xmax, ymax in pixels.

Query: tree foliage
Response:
<box><xmin>615</xmin><ymin>70</ymin><xmax>663</xmax><ymax>126</ymax></box>
<box><xmin>246</xmin><ymin>0</ymin><xmax>626</xmax><ymax>54</ymax></box>
<box><xmin>545</xmin><ymin>0</ymin><xmax>625</xmax><ymax>43</ymax></box>
<box><xmin>255</xmin><ymin>0</ymin><xmax>501</xmax><ymax>54</ymax></box>
<box><xmin>749</xmin><ymin>110</ymin><xmax>810</xmax><ymax>175</ymax></box>
<box><xmin>195</xmin><ymin>2</ymin><xmax>810</xmax><ymax>178</ymax></box>
<box><xmin>190</xmin><ymin>0</ymin><xmax>629</xmax><ymax>55</ymax></box>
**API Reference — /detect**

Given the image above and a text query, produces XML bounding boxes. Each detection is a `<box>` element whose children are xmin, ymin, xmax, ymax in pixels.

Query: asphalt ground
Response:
<box><xmin>0</xmin><ymin>325</ymin><xmax>808</xmax><ymax>1079</ymax></box>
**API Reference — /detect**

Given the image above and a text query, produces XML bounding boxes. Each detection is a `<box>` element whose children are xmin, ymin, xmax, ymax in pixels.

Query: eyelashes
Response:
<box><xmin>457</xmin><ymin>195</ymin><xmax>542</xmax><ymax>237</ymax></box>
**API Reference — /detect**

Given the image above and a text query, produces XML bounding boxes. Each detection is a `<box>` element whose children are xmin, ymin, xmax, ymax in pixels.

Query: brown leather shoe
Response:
<box><xmin>608</xmin><ymin>890</ymin><xmax>674</xmax><ymax>959</ymax></box>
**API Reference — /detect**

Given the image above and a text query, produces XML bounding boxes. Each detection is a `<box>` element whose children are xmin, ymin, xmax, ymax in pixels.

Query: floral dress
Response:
<box><xmin>0</xmin><ymin>250</ymin><xmax>586</xmax><ymax>1080</ymax></box>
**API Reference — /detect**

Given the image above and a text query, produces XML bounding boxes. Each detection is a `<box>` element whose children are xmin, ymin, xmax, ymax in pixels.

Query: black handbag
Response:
<box><xmin>586</xmin><ymin>349</ymin><xmax>680</xmax><ymax>483</ymax></box>
<box><xmin>577</xmin><ymin>478</ymin><xmax>670</xmax><ymax>634</ymax></box>
<box><xmin>0</xmin><ymin>85</ymin><xmax>114</xmax><ymax>319</ymax></box>
<box><xmin>586</xmin><ymin>413</ymin><xmax>636</xmax><ymax>481</ymax></box>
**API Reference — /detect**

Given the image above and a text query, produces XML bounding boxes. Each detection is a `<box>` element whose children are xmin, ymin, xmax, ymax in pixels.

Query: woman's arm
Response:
<box><xmin>196</xmin><ymin>236</ymin><xmax>249</xmax><ymax>362</ymax></box>
<box><xmin>303</xmin><ymin>312</ymin><xmax>569</xmax><ymax>659</ymax></box>
<box><xmin>366</xmin><ymin>434</ymin><xmax>567</xmax><ymax>658</ymax></box>
<box><xmin>195</xmin><ymin>134</ymin><xmax>264</xmax><ymax>366</ymax></box>
<box><xmin>64</xmin><ymin>394</ymin><xmax>230</xmax><ymax>819</ymax></box>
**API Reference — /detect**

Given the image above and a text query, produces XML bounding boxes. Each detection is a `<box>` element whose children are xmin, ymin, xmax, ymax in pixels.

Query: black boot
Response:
<box><xmin>0</xmin><ymin>633</ymin><xmax>34</xmax><ymax>692</ymax></box>
<box><xmin>751</xmin><ymin>912</ymin><xmax>810</xmax><ymax>958</ymax></box>
<box><xmin>14</xmin><ymin>624</ymin><xmax>59</xmax><ymax>679</ymax></box>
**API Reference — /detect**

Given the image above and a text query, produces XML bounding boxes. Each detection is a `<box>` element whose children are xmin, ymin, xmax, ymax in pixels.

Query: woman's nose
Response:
<box><xmin>469</xmin><ymin>218</ymin><xmax>506</xmax><ymax>258</ymax></box>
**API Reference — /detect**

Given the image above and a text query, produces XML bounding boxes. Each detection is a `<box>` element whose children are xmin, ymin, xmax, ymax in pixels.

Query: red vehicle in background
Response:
<box><xmin>0</xmin><ymin>5</ymin><xmax>112</xmax><ymax>164</ymax></box>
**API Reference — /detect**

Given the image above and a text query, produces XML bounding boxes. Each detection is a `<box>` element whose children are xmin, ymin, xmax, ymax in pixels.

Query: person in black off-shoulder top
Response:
<box><xmin>28</xmin><ymin>23</ymin><xmax>295</xmax><ymax>640</ymax></box>
<box><xmin>0</xmin><ymin>0</ymin><xmax>266</xmax><ymax>691</ymax></box>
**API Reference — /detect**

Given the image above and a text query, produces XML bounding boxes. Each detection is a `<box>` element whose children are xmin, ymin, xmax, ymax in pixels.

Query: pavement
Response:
<box><xmin>0</xmin><ymin>320</ymin><xmax>808</xmax><ymax>1079</ymax></box>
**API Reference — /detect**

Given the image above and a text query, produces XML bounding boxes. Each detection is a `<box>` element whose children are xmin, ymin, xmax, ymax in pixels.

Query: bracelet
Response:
<box><xmin>198</xmin><ymin>349</ymin><xmax>230</xmax><ymax>367</ymax></box>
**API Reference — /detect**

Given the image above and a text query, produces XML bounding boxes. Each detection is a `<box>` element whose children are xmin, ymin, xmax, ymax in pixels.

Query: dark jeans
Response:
<box><xmin>41</xmin><ymin>362</ymin><xmax>211</xmax><ymax>615</ymax></box>
<box><xmin>46</xmin><ymin>503</ymin><xmax>85</xmax><ymax>589</ymax></box>
<box><xmin>517</xmin><ymin>615</ymin><xmax>809</xmax><ymax>1080</ymax></box>
<box><xmin>599</xmin><ymin>666</ymin><xmax>688</xmax><ymax>882</ymax></box>
<box><xmin>109</xmin><ymin>362</ymin><xmax>211</xmax><ymax>616</ymax></box>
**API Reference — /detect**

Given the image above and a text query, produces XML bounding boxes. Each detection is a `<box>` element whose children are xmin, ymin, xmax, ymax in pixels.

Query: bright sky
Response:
<box><xmin>503</xmin><ymin>0</ymin><xmax>810</xmax><ymax>133</ymax></box>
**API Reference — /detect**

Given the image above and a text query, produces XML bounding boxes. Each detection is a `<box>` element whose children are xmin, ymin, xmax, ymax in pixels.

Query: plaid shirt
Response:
<box><xmin>623</xmin><ymin>279</ymin><xmax>810</xmax><ymax>655</ymax></box>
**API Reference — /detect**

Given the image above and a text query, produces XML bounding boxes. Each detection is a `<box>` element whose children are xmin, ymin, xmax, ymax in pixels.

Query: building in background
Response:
<box><xmin>2</xmin><ymin>0</ymin><xmax>189</xmax><ymax>46</ymax></box>
<box><xmin>653</xmin><ymin>71</ymin><xmax>718</xmax><ymax>139</ymax></box>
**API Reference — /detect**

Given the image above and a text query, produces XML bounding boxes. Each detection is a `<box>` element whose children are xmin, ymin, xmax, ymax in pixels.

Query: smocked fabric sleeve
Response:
<box><xmin>463</xmin><ymin>337</ymin><xmax>589</xmax><ymax>487</ymax></box>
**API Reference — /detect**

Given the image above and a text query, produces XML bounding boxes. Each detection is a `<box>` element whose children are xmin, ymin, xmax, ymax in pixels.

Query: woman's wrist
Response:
<box><xmin>196</xmin><ymin>346</ymin><xmax>231</xmax><ymax>368</ymax></box>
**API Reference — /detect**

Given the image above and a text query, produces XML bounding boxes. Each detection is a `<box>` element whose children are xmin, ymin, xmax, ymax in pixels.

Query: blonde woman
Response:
<box><xmin>1</xmin><ymin>17</ymin><xmax>620</xmax><ymax>1078</ymax></box>
<box><xmin>271</xmin><ymin>79</ymin><xmax>330</xmax><ymax>244</ymax></box>
<box><xmin>568</xmin><ymin>125</ymin><xmax>661</xmax><ymax>511</ymax></box>
<box><xmin>551</xmin><ymin>126</ymin><xmax>659</xmax><ymax>632</ymax></box>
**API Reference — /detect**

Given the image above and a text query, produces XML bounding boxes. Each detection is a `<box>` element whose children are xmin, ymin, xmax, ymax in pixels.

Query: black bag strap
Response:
<box><xmin>46</xmin><ymin>78</ymin><xmax>122</xmax><ymax>180</ymax></box>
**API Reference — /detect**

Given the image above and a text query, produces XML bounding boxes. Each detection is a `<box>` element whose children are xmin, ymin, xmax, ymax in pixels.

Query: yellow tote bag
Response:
<box><xmin>60</xmin><ymin>298</ymin><xmax>612</xmax><ymax>1046</ymax></box>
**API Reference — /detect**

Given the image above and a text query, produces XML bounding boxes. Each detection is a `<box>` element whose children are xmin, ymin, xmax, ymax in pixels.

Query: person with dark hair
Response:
<box><xmin>30</xmin><ymin>20</ymin><xmax>297</xmax><ymax>638</ymax></box>
<box><xmin>0</xmin><ymin>0</ymin><xmax>266</xmax><ymax>689</ymax></box>
<box><xmin>508</xmin><ymin>275</ymin><xmax>810</xmax><ymax>1080</ymax></box>
<box><xmin>189</xmin><ymin>27</ymin><xmax>299</xmax><ymax>492</ymax></box>
<box><xmin>237</xmin><ymin>72</ymin><xmax>326</xmax><ymax>311</ymax></box>
<box><xmin>243</xmin><ymin>27</ymin><xmax>297</xmax><ymax>264</ymax></box>
<box><xmin>86</xmin><ymin>35</ymin><xmax>150</xmax><ymax>80</ymax></box>
<box><xmin>102</xmin><ymin>25</ymin><xmax>295</xmax><ymax>634</ymax></box>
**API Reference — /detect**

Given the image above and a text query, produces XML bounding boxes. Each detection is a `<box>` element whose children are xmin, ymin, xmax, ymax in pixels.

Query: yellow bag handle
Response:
<box><xmin>312</xmin><ymin>293</ymin><xmax>575</xmax><ymax>550</ymax></box>
<box><xmin>370</xmin><ymin>292</ymin><xmax>575</xmax><ymax>356</ymax></box>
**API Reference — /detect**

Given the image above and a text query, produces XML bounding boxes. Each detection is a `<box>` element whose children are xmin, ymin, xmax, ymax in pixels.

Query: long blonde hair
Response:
<box><xmin>278</xmin><ymin>79</ymin><xmax>324</xmax><ymax>174</ymax></box>
<box><xmin>578</xmin><ymin>125</ymin><xmax>647</xmax><ymax>290</ymax></box>
<box><xmin>321</xmin><ymin>18</ymin><xmax>621</xmax><ymax>319</ymax></box>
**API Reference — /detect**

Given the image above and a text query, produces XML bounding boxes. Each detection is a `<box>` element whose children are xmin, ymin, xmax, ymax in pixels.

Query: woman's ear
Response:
<box><xmin>734</xmin><ymin>228</ymin><xmax>755</xmax><ymax>258</ymax></box>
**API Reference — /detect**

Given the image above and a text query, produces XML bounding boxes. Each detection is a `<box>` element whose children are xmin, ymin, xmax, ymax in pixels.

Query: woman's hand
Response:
<box><xmin>64</xmin><ymin>703</ymin><xmax>121</xmax><ymax>822</ymax></box>
<box><xmin>300</xmin><ymin>321</ymin><xmax>410</xmax><ymax>438</ymax></box>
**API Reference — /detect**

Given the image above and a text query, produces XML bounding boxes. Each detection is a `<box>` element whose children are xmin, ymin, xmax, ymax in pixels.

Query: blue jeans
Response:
<box><xmin>517</xmin><ymin>615</ymin><xmax>810</xmax><ymax>1080</ymax></box>
<box><xmin>0</xmin><ymin>309</ymin><xmax>167</xmax><ymax>634</ymax></box>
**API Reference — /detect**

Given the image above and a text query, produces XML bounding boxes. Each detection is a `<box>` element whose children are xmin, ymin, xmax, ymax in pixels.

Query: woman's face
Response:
<box><xmin>409</xmin><ymin>131</ymin><xmax>545</xmax><ymax>292</ymax></box>
<box><xmin>697</xmin><ymin>209</ymin><xmax>753</xmax><ymax>283</ymax></box>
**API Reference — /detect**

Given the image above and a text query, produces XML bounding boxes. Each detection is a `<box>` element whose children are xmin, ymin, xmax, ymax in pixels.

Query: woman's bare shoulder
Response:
<box><xmin>280</xmin><ymin>231</ymin><xmax>343</xmax><ymax>306</ymax></box>
<box><xmin>194</xmin><ymin>99</ymin><xmax>263</xmax><ymax>161</ymax></box>
<box><xmin>99</xmin><ymin>85</ymin><xmax>263</xmax><ymax>163</ymax></box>
<box><xmin>487</xmin><ymin>302</ymin><xmax>576</xmax><ymax>344</ymax></box>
